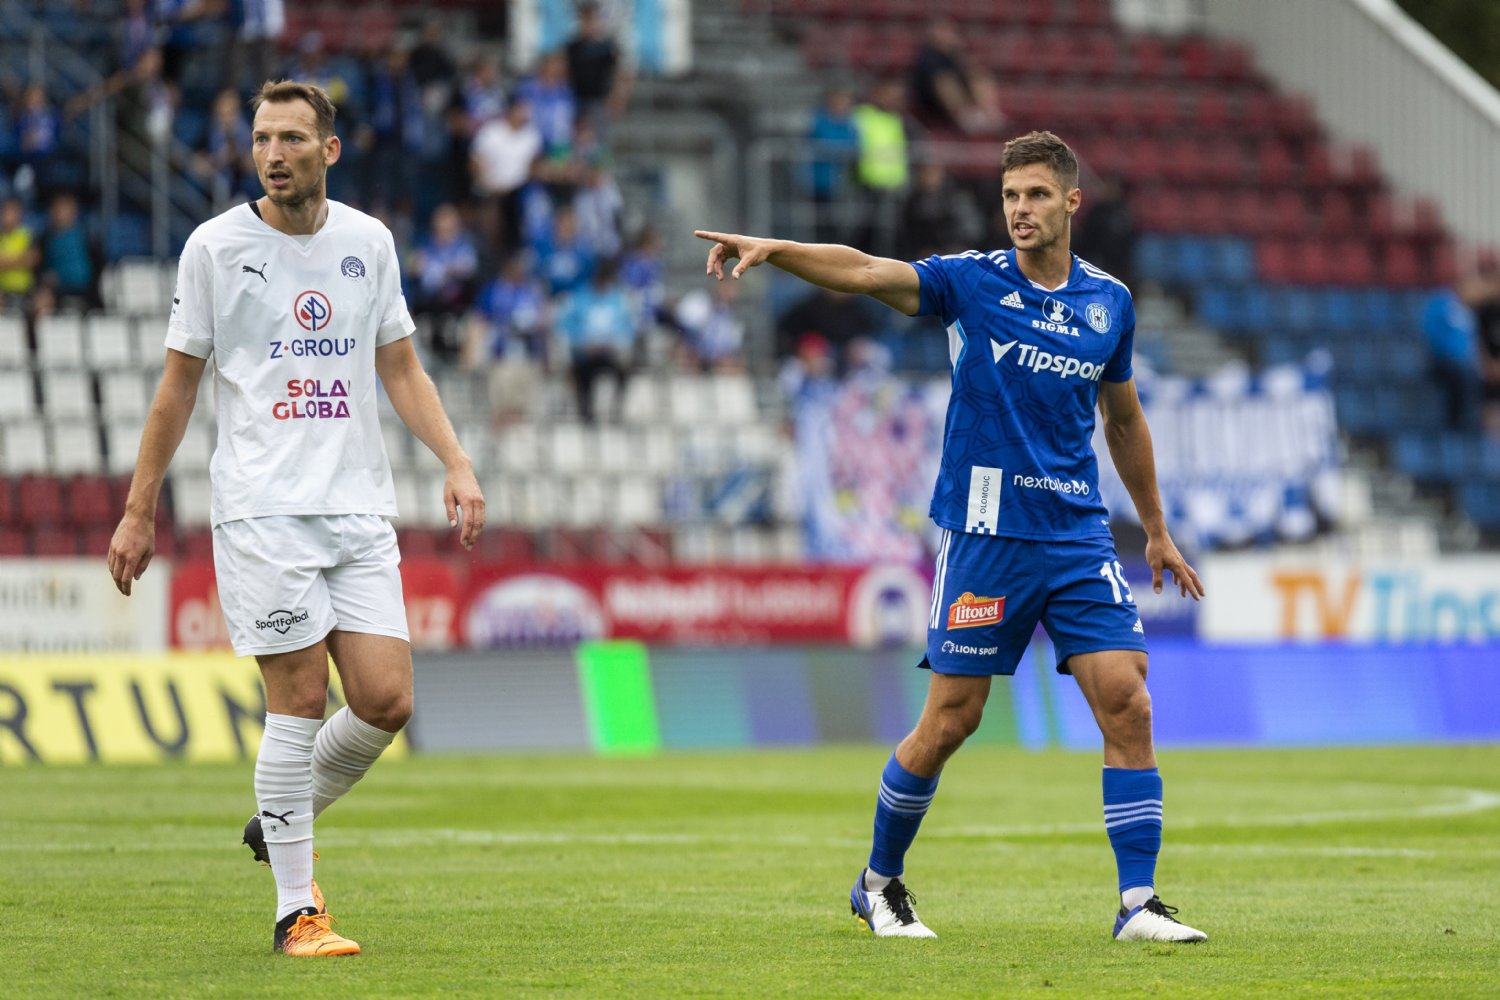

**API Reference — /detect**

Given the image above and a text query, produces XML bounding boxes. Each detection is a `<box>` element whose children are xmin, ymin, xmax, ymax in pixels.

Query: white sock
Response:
<box><xmin>255</xmin><ymin>713</ymin><xmax>321</xmax><ymax>921</ymax></box>
<box><xmin>1122</xmin><ymin>886</ymin><xmax>1155</xmax><ymax>911</ymax></box>
<box><xmin>863</xmin><ymin>870</ymin><xmax>895</xmax><ymax>891</ymax></box>
<box><xmin>312</xmin><ymin>706</ymin><xmax>397</xmax><ymax>819</ymax></box>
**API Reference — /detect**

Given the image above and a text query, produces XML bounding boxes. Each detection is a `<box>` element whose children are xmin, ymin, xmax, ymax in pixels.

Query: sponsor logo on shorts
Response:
<box><xmin>947</xmin><ymin>592</ymin><xmax>1005</xmax><ymax>630</ymax></box>
<box><xmin>256</xmin><ymin>608</ymin><xmax>310</xmax><ymax>634</ymax></box>
<box><xmin>1133</xmin><ymin>618</ymin><xmax>1144</xmax><ymax>634</ymax></box>
<box><xmin>941</xmin><ymin>640</ymin><xmax>999</xmax><ymax>656</ymax></box>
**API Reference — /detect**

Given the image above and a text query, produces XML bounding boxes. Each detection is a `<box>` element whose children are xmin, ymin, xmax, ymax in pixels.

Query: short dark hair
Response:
<box><xmin>250</xmin><ymin>80</ymin><xmax>337</xmax><ymax>139</ymax></box>
<box><xmin>1001</xmin><ymin>130</ymin><xmax>1079</xmax><ymax>192</ymax></box>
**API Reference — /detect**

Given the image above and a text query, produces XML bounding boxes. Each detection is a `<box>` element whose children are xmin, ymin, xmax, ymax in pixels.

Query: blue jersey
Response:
<box><xmin>913</xmin><ymin>249</ymin><xmax>1136</xmax><ymax>542</ymax></box>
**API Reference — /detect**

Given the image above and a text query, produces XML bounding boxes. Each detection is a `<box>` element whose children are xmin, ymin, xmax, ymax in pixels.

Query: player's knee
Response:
<box><xmin>1106</xmin><ymin>686</ymin><xmax>1152</xmax><ymax>735</ymax></box>
<box><xmin>934</xmin><ymin>706</ymin><xmax>983</xmax><ymax>750</ymax></box>
<box><xmin>356</xmin><ymin>689</ymin><xmax>412</xmax><ymax>733</ymax></box>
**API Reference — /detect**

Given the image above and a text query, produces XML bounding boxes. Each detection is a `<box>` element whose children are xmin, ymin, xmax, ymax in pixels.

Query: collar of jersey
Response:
<box><xmin>1013</xmin><ymin>249</ymin><xmax>1080</xmax><ymax>293</ymax></box>
<box><xmin>245</xmin><ymin>199</ymin><xmax>338</xmax><ymax>250</ymax></box>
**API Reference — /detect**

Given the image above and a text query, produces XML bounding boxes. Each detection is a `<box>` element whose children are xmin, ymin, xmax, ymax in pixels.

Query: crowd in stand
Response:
<box><xmin>0</xmin><ymin>0</ymin><xmax>744</xmax><ymax>427</ymax></box>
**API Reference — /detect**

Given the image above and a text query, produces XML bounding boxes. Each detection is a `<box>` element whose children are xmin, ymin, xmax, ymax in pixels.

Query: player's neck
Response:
<box><xmin>257</xmin><ymin>195</ymin><xmax>329</xmax><ymax>237</ymax></box>
<box><xmin>1015</xmin><ymin>245</ymin><xmax>1073</xmax><ymax>290</ymax></box>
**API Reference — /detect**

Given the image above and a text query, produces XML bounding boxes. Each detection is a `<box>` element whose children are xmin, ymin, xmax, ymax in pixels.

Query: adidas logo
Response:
<box><xmin>1132</xmin><ymin>619</ymin><xmax>1144</xmax><ymax>634</ymax></box>
<box><xmin>1000</xmin><ymin>291</ymin><xmax>1024</xmax><ymax>310</ymax></box>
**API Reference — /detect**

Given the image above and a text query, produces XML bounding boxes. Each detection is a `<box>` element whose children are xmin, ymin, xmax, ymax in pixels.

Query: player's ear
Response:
<box><xmin>323</xmin><ymin>134</ymin><xmax>342</xmax><ymax>167</ymax></box>
<box><xmin>1066</xmin><ymin>186</ymin><xmax>1082</xmax><ymax>217</ymax></box>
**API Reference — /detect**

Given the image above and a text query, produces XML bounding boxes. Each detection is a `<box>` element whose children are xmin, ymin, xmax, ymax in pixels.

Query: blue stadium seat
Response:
<box><xmin>1195</xmin><ymin>286</ymin><xmax>1243</xmax><ymax>332</ymax></box>
<box><xmin>1459</xmin><ymin>478</ymin><xmax>1500</xmax><ymax>529</ymax></box>
<box><xmin>1359</xmin><ymin>288</ymin><xmax>1401</xmax><ymax>334</ymax></box>
<box><xmin>104</xmin><ymin>213</ymin><xmax>152</xmax><ymax>261</ymax></box>
<box><xmin>1318</xmin><ymin>289</ymin><xmax>1361</xmax><ymax>334</ymax></box>
<box><xmin>1173</xmin><ymin>236</ymin><xmax>1213</xmax><ymax>285</ymax></box>
<box><xmin>1210</xmin><ymin>238</ymin><xmax>1256</xmax><ymax>284</ymax></box>
<box><xmin>1133</xmin><ymin>234</ymin><xmax>1173</xmax><ymax>283</ymax></box>
<box><xmin>1241</xmin><ymin>286</ymin><xmax>1275</xmax><ymax>334</ymax></box>
<box><xmin>1271</xmin><ymin>287</ymin><xmax>1320</xmax><ymax>333</ymax></box>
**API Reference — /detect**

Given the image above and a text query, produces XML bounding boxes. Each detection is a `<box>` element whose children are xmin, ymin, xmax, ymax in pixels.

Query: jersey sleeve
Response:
<box><xmin>1102</xmin><ymin>291</ymin><xmax>1135</xmax><ymax>382</ymax></box>
<box><xmin>911</xmin><ymin>253</ymin><xmax>962</xmax><ymax>322</ymax></box>
<box><xmin>374</xmin><ymin>224</ymin><xmax>417</xmax><ymax>347</ymax></box>
<box><xmin>163</xmin><ymin>235</ymin><xmax>215</xmax><ymax>359</ymax></box>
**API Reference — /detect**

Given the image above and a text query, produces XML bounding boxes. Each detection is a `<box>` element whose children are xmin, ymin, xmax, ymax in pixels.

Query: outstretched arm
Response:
<box><xmin>108</xmin><ymin>348</ymin><xmax>207</xmax><ymax>595</ymax></box>
<box><xmin>375</xmin><ymin>337</ymin><xmax>485</xmax><ymax>550</ymax></box>
<box><xmin>1097</xmin><ymin>378</ymin><xmax>1204</xmax><ymax>600</ymax></box>
<box><xmin>693</xmin><ymin>230</ymin><xmax>922</xmax><ymax>316</ymax></box>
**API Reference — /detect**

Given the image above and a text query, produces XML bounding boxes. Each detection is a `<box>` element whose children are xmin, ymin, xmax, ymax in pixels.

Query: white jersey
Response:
<box><xmin>165</xmin><ymin>200</ymin><xmax>415</xmax><ymax>526</ymax></box>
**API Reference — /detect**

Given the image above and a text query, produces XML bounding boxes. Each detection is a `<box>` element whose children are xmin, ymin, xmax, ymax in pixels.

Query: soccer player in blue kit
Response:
<box><xmin>695</xmin><ymin>131</ymin><xmax>1207</xmax><ymax>943</ymax></box>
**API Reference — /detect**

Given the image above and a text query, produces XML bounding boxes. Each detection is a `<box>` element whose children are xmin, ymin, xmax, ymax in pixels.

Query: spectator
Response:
<box><xmin>156</xmin><ymin>0</ymin><xmax>229</xmax><ymax>100</ymax></box>
<box><xmin>461</xmin><ymin>56</ymin><xmax>508</xmax><ymax>130</ymax></box>
<box><xmin>533</xmin><ymin>203</ymin><xmax>595</xmax><ymax>296</ymax></box>
<box><xmin>673</xmin><ymin>277</ymin><xmax>745</xmax><ymax>373</ymax></box>
<box><xmin>1474</xmin><ymin>262</ymin><xmax>1500</xmax><ymax>437</ymax></box>
<box><xmin>852</xmin><ymin>77</ymin><xmax>910</xmax><ymax>258</ymax></box>
<box><xmin>774</xmin><ymin>285</ymin><xmax>879</xmax><ymax>364</ymax></box>
<box><xmin>620</xmin><ymin>225</ymin><xmax>667</xmax><ymax>335</ymax></box>
<box><xmin>572</xmin><ymin>161</ymin><xmax>623</xmax><ymax>259</ymax></box>
<box><xmin>899</xmin><ymin>160</ymin><xmax>981</xmax><ymax>261</ymax></box>
<box><xmin>226</xmin><ymin>0</ymin><xmax>285</xmax><ymax>95</ymax></box>
<box><xmin>557</xmin><ymin>258</ymin><xmax>636</xmax><ymax>423</ymax></box>
<box><xmin>39</xmin><ymin>192</ymin><xmax>101</xmax><ymax>312</ymax></box>
<box><xmin>474</xmin><ymin>253</ymin><xmax>550</xmax><ymax>427</ymax></box>
<box><xmin>1072</xmin><ymin>176</ymin><xmax>1137</xmax><ymax>287</ymax></box>
<box><xmin>1421</xmin><ymin>277</ymin><xmax>1482</xmax><ymax>432</ymax></box>
<box><xmin>0</xmin><ymin>196</ymin><xmax>39</xmax><ymax>311</ymax></box>
<box><xmin>515</xmin><ymin>51</ymin><xmax>576</xmax><ymax>159</ymax></box>
<box><xmin>908</xmin><ymin>17</ymin><xmax>1003</xmax><ymax>134</ymax></box>
<box><xmin>409</xmin><ymin>17</ymin><xmax>460</xmax><ymax>109</ymax></box>
<box><xmin>357</xmin><ymin>46</ymin><xmax>427</xmax><ymax>212</ymax></box>
<box><xmin>565</xmin><ymin>1</ymin><xmax>631</xmax><ymax>131</ymax></box>
<box><xmin>805</xmin><ymin>86</ymin><xmax>860</xmax><ymax>244</ymax></box>
<box><xmin>193</xmin><ymin>87</ymin><xmax>256</xmax><ymax>204</ymax></box>
<box><xmin>15</xmin><ymin>84</ymin><xmax>62</xmax><ymax>202</ymax></box>
<box><xmin>409</xmin><ymin>203</ymin><xmax>481</xmax><ymax>364</ymax></box>
<box><xmin>470</xmin><ymin>96</ymin><xmax>541</xmax><ymax>258</ymax></box>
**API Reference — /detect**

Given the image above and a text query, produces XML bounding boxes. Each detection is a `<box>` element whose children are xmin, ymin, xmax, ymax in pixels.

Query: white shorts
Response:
<box><xmin>213</xmin><ymin>514</ymin><xmax>409</xmax><ymax>657</ymax></box>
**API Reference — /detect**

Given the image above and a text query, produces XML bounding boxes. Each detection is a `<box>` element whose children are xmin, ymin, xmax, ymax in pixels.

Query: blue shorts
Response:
<box><xmin>924</xmin><ymin>530</ymin><xmax>1147</xmax><ymax>676</ymax></box>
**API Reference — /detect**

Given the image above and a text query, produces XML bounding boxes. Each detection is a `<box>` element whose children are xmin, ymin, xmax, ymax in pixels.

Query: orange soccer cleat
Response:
<box><xmin>273</xmin><ymin>909</ymin><xmax>360</xmax><ymax>957</ymax></box>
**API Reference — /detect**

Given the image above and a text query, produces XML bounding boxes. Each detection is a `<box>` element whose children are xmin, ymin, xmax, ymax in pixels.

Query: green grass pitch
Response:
<box><xmin>5</xmin><ymin>744</ymin><xmax>1498</xmax><ymax>998</ymax></box>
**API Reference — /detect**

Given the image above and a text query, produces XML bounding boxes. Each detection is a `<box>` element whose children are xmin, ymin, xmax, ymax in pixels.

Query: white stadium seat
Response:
<box><xmin>0</xmin><ymin>315</ymin><xmax>27</xmax><ymax>366</ymax></box>
<box><xmin>0</xmin><ymin>368</ymin><xmax>36</xmax><ymax>421</ymax></box>
<box><xmin>621</xmin><ymin>375</ymin><xmax>664</xmax><ymax>424</ymax></box>
<box><xmin>618</xmin><ymin>476</ymin><xmax>663</xmax><ymax>525</ymax></box>
<box><xmin>105</xmin><ymin>420</ymin><xmax>144</xmax><ymax>474</ymax></box>
<box><xmin>548</xmin><ymin>423</ymin><xmax>591</xmax><ymax>474</ymax></box>
<box><xmin>99</xmin><ymin>369</ymin><xmax>151</xmax><ymax>421</ymax></box>
<box><xmin>86</xmin><ymin>315</ymin><xmax>135</xmax><ymax>369</ymax></box>
<box><xmin>116</xmin><ymin>259</ymin><xmax>168</xmax><ymax>316</ymax></box>
<box><xmin>710</xmin><ymin>373</ymin><xmax>758</xmax><ymax>423</ymax></box>
<box><xmin>33</xmin><ymin>313</ymin><xmax>86</xmax><ymax>368</ymax></box>
<box><xmin>40</xmin><ymin>369</ymin><xmax>94</xmax><ymax>420</ymax></box>
<box><xmin>0</xmin><ymin>420</ymin><xmax>49</xmax><ymax>472</ymax></box>
<box><xmin>50</xmin><ymin>420</ymin><xmax>103</xmax><ymax>473</ymax></box>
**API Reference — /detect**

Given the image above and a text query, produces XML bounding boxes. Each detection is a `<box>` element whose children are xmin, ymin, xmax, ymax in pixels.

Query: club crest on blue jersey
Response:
<box><xmin>294</xmin><ymin>290</ymin><xmax>333</xmax><ymax>332</ymax></box>
<box><xmin>1086</xmin><ymin>302</ymin><xmax>1112</xmax><ymax>333</ymax></box>
<box><xmin>341</xmin><ymin>255</ymin><xmax>366</xmax><ymax>279</ymax></box>
<box><xmin>1042</xmin><ymin>297</ymin><xmax>1073</xmax><ymax>324</ymax></box>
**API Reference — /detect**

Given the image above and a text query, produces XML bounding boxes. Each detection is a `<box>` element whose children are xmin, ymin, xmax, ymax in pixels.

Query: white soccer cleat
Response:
<box><xmin>1113</xmin><ymin>896</ymin><xmax>1208</xmax><ymax>943</ymax></box>
<box><xmin>850</xmin><ymin>870</ymin><xmax>938</xmax><ymax>938</ymax></box>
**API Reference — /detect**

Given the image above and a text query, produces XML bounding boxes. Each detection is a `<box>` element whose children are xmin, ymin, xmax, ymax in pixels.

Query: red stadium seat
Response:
<box><xmin>1328</xmin><ymin>241</ymin><xmax>1376</xmax><ymax>286</ymax></box>
<box><xmin>1256</xmin><ymin>140</ymin><xmax>1295</xmax><ymax>186</ymax></box>
<box><xmin>17</xmin><ymin>475</ymin><xmax>64</xmax><ymax>528</ymax></box>
<box><xmin>65</xmin><ymin>474</ymin><xmax>115</xmax><ymax>528</ymax></box>
<box><xmin>1381</xmin><ymin>242</ymin><xmax>1423</xmax><ymax>287</ymax></box>
<box><xmin>0</xmin><ymin>526</ymin><xmax>25</xmax><ymax>555</ymax></box>
<box><xmin>83</xmin><ymin>525</ymin><xmax>116</xmax><ymax>558</ymax></box>
<box><xmin>1256</xmin><ymin>240</ymin><xmax>1296</xmax><ymax>283</ymax></box>
<box><xmin>1318</xmin><ymin>191</ymin><xmax>1356</xmax><ymax>234</ymax></box>
<box><xmin>31</xmin><ymin>528</ymin><xmax>80</xmax><ymax>557</ymax></box>
<box><xmin>0</xmin><ymin>477</ymin><xmax>13</xmax><ymax>526</ymax></box>
<box><xmin>1429</xmin><ymin>241</ymin><xmax>1458</xmax><ymax>286</ymax></box>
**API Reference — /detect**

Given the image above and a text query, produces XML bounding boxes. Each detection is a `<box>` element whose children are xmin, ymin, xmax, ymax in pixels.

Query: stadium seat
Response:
<box><xmin>104</xmin><ymin>421</ymin><xmax>144</xmax><ymax>475</ymax></box>
<box><xmin>51</xmin><ymin>421</ymin><xmax>104</xmax><ymax>474</ymax></box>
<box><xmin>173</xmin><ymin>423</ymin><xmax>214</xmax><ymax>472</ymax></box>
<box><xmin>86</xmin><ymin>315</ymin><xmax>134</xmax><ymax>369</ymax></box>
<box><xmin>33</xmin><ymin>313</ymin><xmax>86</xmax><ymax>368</ymax></box>
<box><xmin>65</xmin><ymin>474</ymin><xmax>115</xmax><ymax>527</ymax></box>
<box><xmin>99</xmin><ymin>370</ymin><xmax>151</xmax><ymax>422</ymax></box>
<box><xmin>17</xmin><ymin>474</ymin><xmax>64</xmax><ymax>528</ymax></box>
<box><xmin>0</xmin><ymin>527</ymin><xmax>25</xmax><ymax>556</ymax></box>
<box><xmin>40</xmin><ymin>370</ymin><xmax>94</xmax><ymax>421</ymax></box>
<box><xmin>0</xmin><ymin>314</ymin><xmax>27</xmax><ymax>367</ymax></box>
<box><xmin>30</xmin><ymin>527</ymin><xmax>80</xmax><ymax>557</ymax></box>
<box><xmin>0</xmin><ymin>421</ymin><xmax>49</xmax><ymax>473</ymax></box>
<box><xmin>82</xmin><ymin>525</ymin><xmax>117</xmax><ymax>558</ymax></box>
<box><xmin>0</xmin><ymin>368</ymin><xmax>37</xmax><ymax>421</ymax></box>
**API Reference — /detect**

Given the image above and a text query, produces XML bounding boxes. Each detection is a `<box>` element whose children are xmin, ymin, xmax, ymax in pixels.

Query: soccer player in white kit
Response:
<box><xmin>107</xmin><ymin>81</ymin><xmax>485</xmax><ymax>957</ymax></box>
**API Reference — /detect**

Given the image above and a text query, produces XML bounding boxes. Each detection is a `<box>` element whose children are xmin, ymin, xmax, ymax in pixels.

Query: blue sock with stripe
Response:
<box><xmin>868</xmin><ymin>753</ymin><xmax>941</xmax><ymax>878</ymax></box>
<box><xmin>1103</xmin><ymin>766</ymin><xmax>1163</xmax><ymax>902</ymax></box>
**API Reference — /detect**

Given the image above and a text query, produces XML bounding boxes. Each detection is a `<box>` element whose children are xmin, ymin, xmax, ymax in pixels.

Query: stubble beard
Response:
<box><xmin>264</xmin><ymin>174</ymin><xmax>324</xmax><ymax>209</ymax></box>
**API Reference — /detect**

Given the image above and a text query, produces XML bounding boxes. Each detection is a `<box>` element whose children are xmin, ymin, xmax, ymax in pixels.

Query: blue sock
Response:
<box><xmin>868</xmin><ymin>753</ymin><xmax>941</xmax><ymax>878</ymax></box>
<box><xmin>1103</xmin><ymin>766</ymin><xmax>1163</xmax><ymax>899</ymax></box>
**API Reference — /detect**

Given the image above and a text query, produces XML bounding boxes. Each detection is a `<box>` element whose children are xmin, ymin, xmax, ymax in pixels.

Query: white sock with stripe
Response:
<box><xmin>255</xmin><ymin>713</ymin><xmax>321</xmax><ymax>921</ymax></box>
